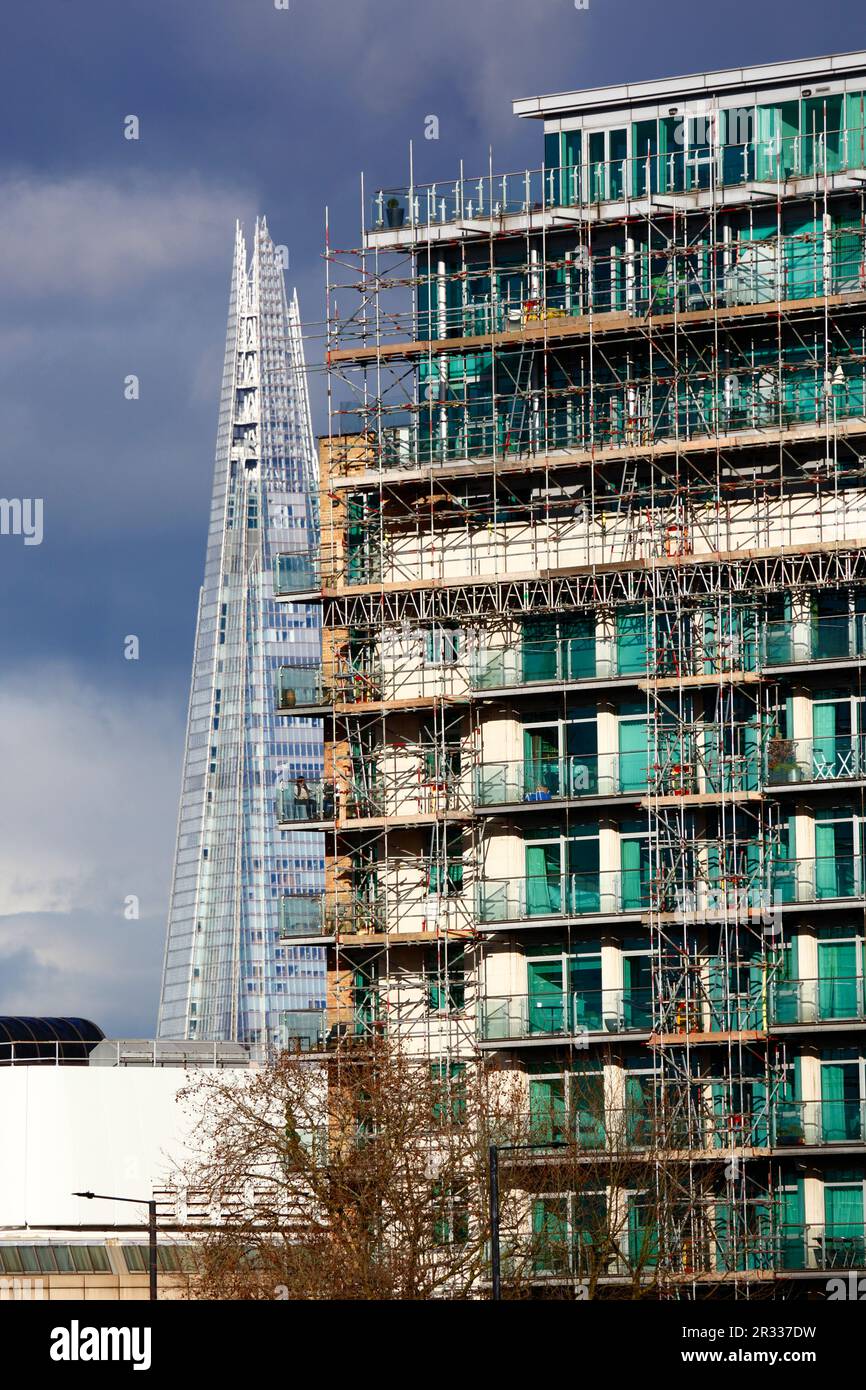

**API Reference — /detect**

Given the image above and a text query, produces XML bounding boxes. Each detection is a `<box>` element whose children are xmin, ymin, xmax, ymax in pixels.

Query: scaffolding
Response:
<box><xmin>301</xmin><ymin>85</ymin><xmax>866</xmax><ymax>1291</ymax></box>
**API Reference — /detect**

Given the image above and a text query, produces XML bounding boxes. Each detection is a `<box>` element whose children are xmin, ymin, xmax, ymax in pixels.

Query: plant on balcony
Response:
<box><xmin>385</xmin><ymin>197</ymin><xmax>405</xmax><ymax>229</ymax></box>
<box><xmin>767</xmin><ymin>735</ymin><xmax>798</xmax><ymax>777</ymax></box>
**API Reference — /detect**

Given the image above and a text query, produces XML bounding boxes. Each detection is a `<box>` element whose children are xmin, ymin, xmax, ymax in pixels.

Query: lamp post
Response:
<box><xmin>488</xmin><ymin>1140</ymin><xmax>567</xmax><ymax>1300</ymax></box>
<box><xmin>73</xmin><ymin>1191</ymin><xmax>158</xmax><ymax>1300</ymax></box>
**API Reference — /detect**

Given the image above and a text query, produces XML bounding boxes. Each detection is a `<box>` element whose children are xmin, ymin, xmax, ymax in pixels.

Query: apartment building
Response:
<box><xmin>278</xmin><ymin>50</ymin><xmax>866</xmax><ymax>1291</ymax></box>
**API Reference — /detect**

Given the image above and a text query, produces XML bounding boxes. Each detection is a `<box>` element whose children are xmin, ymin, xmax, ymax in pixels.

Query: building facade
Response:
<box><xmin>158</xmin><ymin>219</ymin><xmax>325</xmax><ymax>1048</ymax></box>
<box><xmin>287</xmin><ymin>50</ymin><xmax>866</xmax><ymax>1291</ymax></box>
<box><xmin>0</xmin><ymin>1025</ymin><xmax>261</xmax><ymax>1300</ymax></box>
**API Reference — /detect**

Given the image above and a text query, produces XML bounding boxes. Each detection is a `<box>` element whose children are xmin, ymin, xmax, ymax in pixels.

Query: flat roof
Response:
<box><xmin>514</xmin><ymin>48</ymin><xmax>866</xmax><ymax>120</ymax></box>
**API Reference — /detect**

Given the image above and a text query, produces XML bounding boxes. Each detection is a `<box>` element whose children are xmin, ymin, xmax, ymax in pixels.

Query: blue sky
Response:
<box><xmin>0</xmin><ymin>0</ymin><xmax>861</xmax><ymax>1034</ymax></box>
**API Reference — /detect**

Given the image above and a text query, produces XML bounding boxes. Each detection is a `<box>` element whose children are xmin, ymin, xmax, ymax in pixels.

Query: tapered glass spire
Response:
<box><xmin>158</xmin><ymin>219</ymin><xmax>324</xmax><ymax>1045</ymax></box>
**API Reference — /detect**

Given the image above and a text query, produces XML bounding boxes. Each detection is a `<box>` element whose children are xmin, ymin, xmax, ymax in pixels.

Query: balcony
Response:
<box><xmin>471</xmin><ymin>638</ymin><xmax>600</xmax><ymax>691</ymax></box>
<box><xmin>341</xmin><ymin>772</ymin><xmax>469</xmax><ymax>822</ymax></box>
<box><xmin>402</xmin><ymin>228</ymin><xmax>866</xmax><ymax>342</ymax></box>
<box><xmin>770</xmin><ymin>976</ymin><xmax>866</xmax><ymax>1025</ymax></box>
<box><xmin>275</xmin><ymin>779</ymin><xmax>334</xmax><ymax>826</ymax></box>
<box><xmin>775</xmin><ymin>1223</ymin><xmax>866</xmax><ymax>1272</ymax></box>
<box><xmin>766</xmin><ymin>734</ymin><xmax>866</xmax><ymax>786</ymax></box>
<box><xmin>273</xmin><ymin>550</ymin><xmax>319</xmax><ymax>597</ymax></box>
<box><xmin>470</xmin><ymin>630</ymin><xmax>761</xmax><ymax>694</ymax></box>
<box><xmin>764</xmin><ymin>614</ymin><xmax>866</xmax><ymax>666</ymax></box>
<box><xmin>523</xmin><ymin>1099</ymin><xmax>865</xmax><ymax>1155</ymax></box>
<box><xmin>773</xmin><ymin>1099</ymin><xmax>866</xmax><ymax>1148</ymax></box>
<box><xmin>279</xmin><ymin>1010</ymin><xmax>327</xmax><ymax>1054</ymax></box>
<box><xmin>772</xmin><ymin>855</ymin><xmax>866</xmax><ymax>906</ymax></box>
<box><xmin>278</xmin><ymin>894</ymin><xmax>327</xmax><ymax>939</ymax></box>
<box><xmin>476</xmin><ymin>871</ymin><xmax>638</xmax><ymax>924</ymax></box>
<box><xmin>474</xmin><ymin>751</ymin><xmax>762</xmax><ymax>809</ymax></box>
<box><xmin>480</xmin><ymin>988</ymin><xmax>653</xmax><ymax>1043</ymax></box>
<box><xmin>525</xmin><ymin>1223</ymin><xmax>866</xmax><ymax>1279</ymax></box>
<box><xmin>371</xmin><ymin>129</ymin><xmax>866</xmax><ymax>233</ymax></box>
<box><xmin>475</xmin><ymin>755</ymin><xmax>610</xmax><ymax>807</ymax></box>
<box><xmin>276</xmin><ymin>666</ymin><xmax>327</xmax><ymax>711</ymax></box>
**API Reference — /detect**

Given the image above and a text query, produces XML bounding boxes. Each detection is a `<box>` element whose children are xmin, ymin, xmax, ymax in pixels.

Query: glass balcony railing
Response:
<box><xmin>476</xmin><ymin>872</ymin><xmax>636</xmax><ymax>923</ymax></box>
<box><xmin>372</xmin><ymin>130</ymin><xmax>866</xmax><ymax>231</ymax></box>
<box><xmin>526</xmin><ymin>1223</ymin><xmax>866</xmax><ymax>1278</ymax></box>
<box><xmin>273</xmin><ymin>551</ymin><xmax>319</xmax><ymax>596</ymax></box>
<box><xmin>279</xmin><ymin>1010</ymin><xmax>327</xmax><ymax>1054</ymax></box>
<box><xmin>408</xmin><ymin>231</ymin><xmax>866</xmax><ymax>341</ymax></box>
<box><xmin>773</xmin><ymin>1099</ymin><xmax>866</xmax><ymax>1147</ymax></box>
<box><xmin>278</xmin><ymin>894</ymin><xmax>326</xmax><ymax>939</ymax></box>
<box><xmin>480</xmin><ymin>988</ymin><xmax>653</xmax><ymax>1041</ymax></box>
<box><xmin>774</xmin><ymin>1223</ymin><xmax>866</xmax><ymax>1272</ymax></box>
<box><xmin>471</xmin><ymin>639</ymin><xmax>599</xmax><ymax>690</ymax></box>
<box><xmin>474</xmin><ymin>751</ymin><xmax>762</xmax><ymax>806</ymax></box>
<box><xmin>475</xmin><ymin>756</ymin><xmax>605</xmax><ymax>804</ymax></box>
<box><xmin>470</xmin><ymin>629</ymin><xmax>763</xmax><ymax>692</ymax></box>
<box><xmin>276</xmin><ymin>666</ymin><xmax>326</xmax><ymax>711</ymax></box>
<box><xmin>771</xmin><ymin>855</ymin><xmax>866</xmax><ymax>904</ymax></box>
<box><xmin>275</xmin><ymin>779</ymin><xmax>334</xmax><ymax>824</ymax></box>
<box><xmin>770</xmin><ymin>976</ymin><xmax>866</xmax><ymax>1025</ymax></box>
<box><xmin>403</xmin><ymin>379</ymin><xmax>864</xmax><ymax>469</ymax></box>
<box><xmin>764</xmin><ymin>614</ymin><xmax>866</xmax><ymax>665</ymax></box>
<box><xmin>476</xmin><ymin>856</ymin><xmax>865</xmax><ymax>927</ymax></box>
<box><xmin>765</xmin><ymin>734</ymin><xmax>866</xmax><ymax>785</ymax></box>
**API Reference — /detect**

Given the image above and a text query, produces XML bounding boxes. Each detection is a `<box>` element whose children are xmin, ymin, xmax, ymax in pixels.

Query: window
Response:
<box><xmin>425</xmin><ymin>625</ymin><xmax>461</xmax><ymax>665</ymax></box>
<box><xmin>432</xmin><ymin>1061</ymin><xmax>467</xmax><ymax>1125</ymax></box>
<box><xmin>0</xmin><ymin>1245</ymin><xmax>111</xmax><ymax>1275</ymax></box>
<box><xmin>426</xmin><ymin>945</ymin><xmax>466</xmax><ymax>1012</ymax></box>
<box><xmin>427</xmin><ymin>828</ymin><xmax>464</xmax><ymax>896</ymax></box>
<box><xmin>122</xmin><ymin>1245</ymin><xmax>198</xmax><ymax>1274</ymax></box>
<box><xmin>432</xmin><ymin>1182</ymin><xmax>469</xmax><ymax>1245</ymax></box>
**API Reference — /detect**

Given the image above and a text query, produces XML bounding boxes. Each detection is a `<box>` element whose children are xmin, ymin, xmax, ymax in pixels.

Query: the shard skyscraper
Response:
<box><xmin>158</xmin><ymin>218</ymin><xmax>324</xmax><ymax>1047</ymax></box>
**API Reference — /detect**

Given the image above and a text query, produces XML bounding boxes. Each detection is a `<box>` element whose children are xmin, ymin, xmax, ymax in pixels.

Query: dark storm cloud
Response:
<box><xmin>0</xmin><ymin>0</ymin><xmax>856</xmax><ymax>1030</ymax></box>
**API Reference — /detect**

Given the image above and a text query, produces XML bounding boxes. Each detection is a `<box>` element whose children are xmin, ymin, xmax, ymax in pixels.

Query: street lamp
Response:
<box><xmin>73</xmin><ymin>1191</ymin><xmax>158</xmax><ymax>1301</ymax></box>
<box><xmin>488</xmin><ymin>1140</ymin><xmax>567</xmax><ymax>1300</ymax></box>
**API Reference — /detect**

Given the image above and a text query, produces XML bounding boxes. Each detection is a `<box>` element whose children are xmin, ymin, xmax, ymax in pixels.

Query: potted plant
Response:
<box><xmin>385</xmin><ymin>197</ymin><xmax>405</xmax><ymax>229</ymax></box>
<box><xmin>767</xmin><ymin>734</ymin><xmax>799</xmax><ymax>783</ymax></box>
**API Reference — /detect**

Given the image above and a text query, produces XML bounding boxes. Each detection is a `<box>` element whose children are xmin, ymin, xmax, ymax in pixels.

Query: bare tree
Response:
<box><xmin>180</xmin><ymin>1041</ymin><xmax>537</xmax><ymax>1300</ymax></box>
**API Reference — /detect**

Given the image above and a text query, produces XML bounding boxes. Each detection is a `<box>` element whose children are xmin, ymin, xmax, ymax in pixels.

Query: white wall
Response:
<box><xmin>0</xmin><ymin>1068</ymin><xmax>227</xmax><ymax>1229</ymax></box>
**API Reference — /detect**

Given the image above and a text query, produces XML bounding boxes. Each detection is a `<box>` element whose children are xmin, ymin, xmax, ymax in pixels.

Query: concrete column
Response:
<box><xmin>799</xmin><ymin>1046</ymin><xmax>822</xmax><ymax>1151</ymax></box>
<box><xmin>790</xmin><ymin>686</ymin><xmax>812</xmax><ymax>777</ymax></box>
<box><xmin>601</xmin><ymin>934</ymin><xmax>624</xmax><ymax>1022</ymax></box>
<box><xmin>790</xmin><ymin>592</ymin><xmax>813</xmax><ymax>663</ymax></box>
<box><xmin>794</xmin><ymin>925</ymin><xmax>818</xmax><ymax>1018</ymax></box>
<box><xmin>606</xmin><ymin>1057</ymin><xmax>627</xmax><ymax>1147</ymax></box>
<box><xmin>624</xmin><ymin>235</ymin><xmax>636</xmax><ymax>314</ymax></box>
<box><xmin>596</xmin><ymin>607</ymin><xmax>617</xmax><ymax>679</ymax></box>
<box><xmin>803</xmin><ymin>1171</ymin><xmax>824</xmax><ymax>1263</ymax></box>
<box><xmin>596</xmin><ymin>699</ymin><xmax>618</xmax><ymax>794</ymax></box>
<box><xmin>599</xmin><ymin>817</ymin><xmax>620</xmax><ymax>912</ymax></box>
<box><xmin>793</xmin><ymin>803</ymin><xmax>816</xmax><ymax>902</ymax></box>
